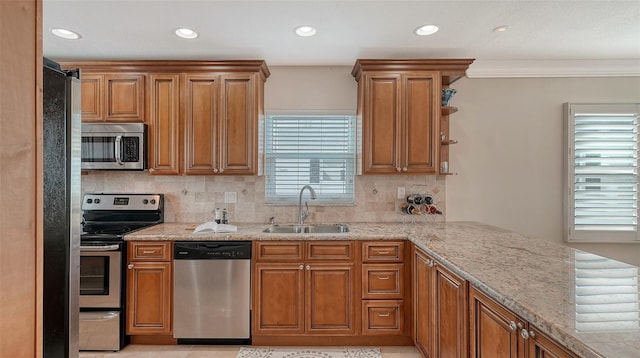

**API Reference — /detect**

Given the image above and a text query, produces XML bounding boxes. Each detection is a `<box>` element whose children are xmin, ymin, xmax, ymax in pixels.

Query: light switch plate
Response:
<box><xmin>224</xmin><ymin>192</ymin><xmax>237</xmax><ymax>203</ymax></box>
<box><xmin>397</xmin><ymin>187</ymin><xmax>405</xmax><ymax>199</ymax></box>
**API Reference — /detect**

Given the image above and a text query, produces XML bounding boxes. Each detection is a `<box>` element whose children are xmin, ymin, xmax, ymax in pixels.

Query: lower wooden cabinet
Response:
<box><xmin>252</xmin><ymin>241</ymin><xmax>357</xmax><ymax>336</ymax></box>
<box><xmin>470</xmin><ymin>286</ymin><xmax>577</xmax><ymax>358</ymax></box>
<box><xmin>413</xmin><ymin>247</ymin><xmax>468</xmax><ymax>358</ymax></box>
<box><xmin>126</xmin><ymin>241</ymin><xmax>172</xmax><ymax>335</ymax></box>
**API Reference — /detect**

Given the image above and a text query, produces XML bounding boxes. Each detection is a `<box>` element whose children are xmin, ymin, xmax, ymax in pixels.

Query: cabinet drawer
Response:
<box><xmin>306</xmin><ymin>242</ymin><xmax>355</xmax><ymax>261</ymax></box>
<box><xmin>363</xmin><ymin>241</ymin><xmax>404</xmax><ymax>262</ymax></box>
<box><xmin>362</xmin><ymin>300</ymin><xmax>404</xmax><ymax>335</ymax></box>
<box><xmin>129</xmin><ymin>242</ymin><xmax>171</xmax><ymax>261</ymax></box>
<box><xmin>362</xmin><ymin>264</ymin><xmax>404</xmax><ymax>299</ymax></box>
<box><xmin>255</xmin><ymin>242</ymin><xmax>303</xmax><ymax>261</ymax></box>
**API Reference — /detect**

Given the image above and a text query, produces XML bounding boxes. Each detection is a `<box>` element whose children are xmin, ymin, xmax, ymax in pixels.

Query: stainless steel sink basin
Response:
<box><xmin>262</xmin><ymin>224</ymin><xmax>349</xmax><ymax>234</ymax></box>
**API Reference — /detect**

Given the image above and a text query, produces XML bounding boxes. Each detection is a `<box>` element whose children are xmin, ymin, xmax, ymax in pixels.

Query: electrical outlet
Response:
<box><xmin>224</xmin><ymin>192</ymin><xmax>237</xmax><ymax>203</ymax></box>
<box><xmin>397</xmin><ymin>187</ymin><xmax>405</xmax><ymax>199</ymax></box>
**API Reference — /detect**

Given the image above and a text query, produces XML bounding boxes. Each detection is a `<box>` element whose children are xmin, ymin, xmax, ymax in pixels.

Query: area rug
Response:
<box><xmin>237</xmin><ymin>347</ymin><xmax>382</xmax><ymax>358</ymax></box>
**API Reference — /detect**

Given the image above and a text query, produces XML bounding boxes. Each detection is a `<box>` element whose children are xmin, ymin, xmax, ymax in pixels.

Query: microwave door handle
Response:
<box><xmin>115</xmin><ymin>135</ymin><xmax>124</xmax><ymax>165</ymax></box>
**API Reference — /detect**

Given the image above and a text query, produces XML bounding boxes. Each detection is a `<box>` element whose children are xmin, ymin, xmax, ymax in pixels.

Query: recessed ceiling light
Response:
<box><xmin>493</xmin><ymin>25</ymin><xmax>509</xmax><ymax>33</ymax></box>
<box><xmin>414</xmin><ymin>24</ymin><xmax>439</xmax><ymax>36</ymax></box>
<box><xmin>175</xmin><ymin>28</ymin><xmax>198</xmax><ymax>39</ymax></box>
<box><xmin>295</xmin><ymin>25</ymin><xmax>317</xmax><ymax>37</ymax></box>
<box><xmin>51</xmin><ymin>28</ymin><xmax>81</xmax><ymax>40</ymax></box>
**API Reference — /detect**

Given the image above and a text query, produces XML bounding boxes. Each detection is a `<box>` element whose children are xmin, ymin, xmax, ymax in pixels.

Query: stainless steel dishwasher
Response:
<box><xmin>173</xmin><ymin>241</ymin><xmax>251</xmax><ymax>344</ymax></box>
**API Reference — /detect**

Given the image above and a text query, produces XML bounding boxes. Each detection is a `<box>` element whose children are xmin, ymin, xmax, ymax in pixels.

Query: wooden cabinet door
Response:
<box><xmin>306</xmin><ymin>263</ymin><xmax>357</xmax><ymax>335</ymax></box>
<box><xmin>528</xmin><ymin>325</ymin><xmax>578</xmax><ymax>358</ymax></box>
<box><xmin>126</xmin><ymin>261</ymin><xmax>172</xmax><ymax>335</ymax></box>
<box><xmin>434</xmin><ymin>262</ymin><xmax>468</xmax><ymax>358</ymax></box>
<box><xmin>470</xmin><ymin>286</ymin><xmax>524</xmax><ymax>358</ymax></box>
<box><xmin>253</xmin><ymin>263</ymin><xmax>305</xmax><ymax>334</ymax></box>
<box><xmin>219</xmin><ymin>74</ymin><xmax>255</xmax><ymax>174</ymax></box>
<box><xmin>104</xmin><ymin>74</ymin><xmax>145</xmax><ymax>122</ymax></box>
<box><xmin>183</xmin><ymin>74</ymin><xmax>218</xmax><ymax>174</ymax></box>
<box><xmin>402</xmin><ymin>72</ymin><xmax>440</xmax><ymax>174</ymax></box>
<box><xmin>80</xmin><ymin>74</ymin><xmax>103</xmax><ymax>122</ymax></box>
<box><xmin>414</xmin><ymin>249</ymin><xmax>435</xmax><ymax>358</ymax></box>
<box><xmin>148</xmin><ymin>74</ymin><xmax>180</xmax><ymax>175</ymax></box>
<box><xmin>362</xmin><ymin>73</ymin><xmax>401</xmax><ymax>174</ymax></box>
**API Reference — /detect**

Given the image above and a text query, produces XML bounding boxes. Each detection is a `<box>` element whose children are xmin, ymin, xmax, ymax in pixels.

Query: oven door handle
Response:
<box><xmin>80</xmin><ymin>244</ymin><xmax>121</xmax><ymax>251</ymax></box>
<box><xmin>79</xmin><ymin>312</ymin><xmax>119</xmax><ymax>322</ymax></box>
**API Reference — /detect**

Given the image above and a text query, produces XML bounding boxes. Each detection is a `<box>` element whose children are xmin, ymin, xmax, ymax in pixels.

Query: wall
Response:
<box><xmin>447</xmin><ymin>76</ymin><xmax>640</xmax><ymax>266</ymax></box>
<box><xmin>0</xmin><ymin>0</ymin><xmax>42</xmax><ymax>356</ymax></box>
<box><xmin>82</xmin><ymin>66</ymin><xmax>446</xmax><ymax>224</ymax></box>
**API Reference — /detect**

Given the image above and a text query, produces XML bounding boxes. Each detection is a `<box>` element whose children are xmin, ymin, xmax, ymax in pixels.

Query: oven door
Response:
<box><xmin>80</xmin><ymin>244</ymin><xmax>122</xmax><ymax>308</ymax></box>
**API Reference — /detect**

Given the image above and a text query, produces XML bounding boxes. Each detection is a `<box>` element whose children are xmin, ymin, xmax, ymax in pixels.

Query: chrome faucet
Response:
<box><xmin>297</xmin><ymin>185</ymin><xmax>317</xmax><ymax>225</ymax></box>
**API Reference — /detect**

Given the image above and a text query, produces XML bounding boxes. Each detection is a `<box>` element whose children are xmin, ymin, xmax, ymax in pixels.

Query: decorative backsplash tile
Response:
<box><xmin>82</xmin><ymin>172</ymin><xmax>446</xmax><ymax>224</ymax></box>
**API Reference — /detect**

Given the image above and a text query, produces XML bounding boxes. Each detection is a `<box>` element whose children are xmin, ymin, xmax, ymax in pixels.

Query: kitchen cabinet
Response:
<box><xmin>470</xmin><ymin>286</ymin><xmax>577</xmax><ymax>358</ymax></box>
<box><xmin>148</xmin><ymin>74</ymin><xmax>180</xmax><ymax>175</ymax></box>
<box><xmin>413</xmin><ymin>246</ymin><xmax>468</xmax><ymax>358</ymax></box>
<box><xmin>126</xmin><ymin>241</ymin><xmax>172</xmax><ymax>335</ymax></box>
<box><xmin>351</xmin><ymin>59</ymin><xmax>474</xmax><ymax>175</ymax></box>
<box><xmin>253</xmin><ymin>241</ymin><xmax>357</xmax><ymax>336</ymax></box>
<box><xmin>80</xmin><ymin>73</ymin><xmax>145</xmax><ymax>123</ymax></box>
<box><xmin>361</xmin><ymin>241</ymin><xmax>408</xmax><ymax>336</ymax></box>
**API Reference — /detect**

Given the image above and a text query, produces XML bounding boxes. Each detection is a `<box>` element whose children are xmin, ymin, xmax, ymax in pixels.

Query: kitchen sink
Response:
<box><xmin>262</xmin><ymin>224</ymin><xmax>350</xmax><ymax>234</ymax></box>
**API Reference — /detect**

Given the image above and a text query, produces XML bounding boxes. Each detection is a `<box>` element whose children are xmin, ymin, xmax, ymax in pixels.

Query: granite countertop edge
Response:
<box><xmin>125</xmin><ymin>221</ymin><xmax>637</xmax><ymax>358</ymax></box>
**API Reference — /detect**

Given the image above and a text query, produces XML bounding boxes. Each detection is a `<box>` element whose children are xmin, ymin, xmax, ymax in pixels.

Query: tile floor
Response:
<box><xmin>79</xmin><ymin>345</ymin><xmax>421</xmax><ymax>358</ymax></box>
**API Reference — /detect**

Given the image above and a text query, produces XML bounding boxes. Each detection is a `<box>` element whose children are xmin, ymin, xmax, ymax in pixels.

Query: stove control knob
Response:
<box><xmin>87</xmin><ymin>199</ymin><xmax>93</xmax><ymax>204</ymax></box>
<box><xmin>143</xmin><ymin>199</ymin><xmax>149</xmax><ymax>205</ymax></box>
<box><xmin>150</xmin><ymin>199</ymin><xmax>156</xmax><ymax>205</ymax></box>
<box><xmin>94</xmin><ymin>199</ymin><xmax>101</xmax><ymax>204</ymax></box>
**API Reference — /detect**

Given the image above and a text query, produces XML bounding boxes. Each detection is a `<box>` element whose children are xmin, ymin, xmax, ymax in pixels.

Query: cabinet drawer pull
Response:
<box><xmin>142</xmin><ymin>250</ymin><xmax>157</xmax><ymax>254</ymax></box>
<box><xmin>376</xmin><ymin>275</ymin><xmax>390</xmax><ymax>280</ymax></box>
<box><xmin>375</xmin><ymin>250</ymin><xmax>390</xmax><ymax>254</ymax></box>
<box><xmin>377</xmin><ymin>313</ymin><xmax>391</xmax><ymax>317</ymax></box>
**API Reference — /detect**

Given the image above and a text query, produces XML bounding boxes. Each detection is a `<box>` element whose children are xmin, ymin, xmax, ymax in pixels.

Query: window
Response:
<box><xmin>564</xmin><ymin>103</ymin><xmax>640</xmax><ymax>242</ymax></box>
<box><xmin>265</xmin><ymin>114</ymin><xmax>356</xmax><ymax>205</ymax></box>
<box><xmin>575</xmin><ymin>251</ymin><xmax>639</xmax><ymax>332</ymax></box>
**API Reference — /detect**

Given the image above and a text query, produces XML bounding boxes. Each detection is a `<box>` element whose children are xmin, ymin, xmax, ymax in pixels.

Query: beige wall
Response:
<box><xmin>447</xmin><ymin>76</ymin><xmax>640</xmax><ymax>266</ymax></box>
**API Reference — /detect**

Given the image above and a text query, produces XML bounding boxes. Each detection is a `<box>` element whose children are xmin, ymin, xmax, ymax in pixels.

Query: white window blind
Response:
<box><xmin>565</xmin><ymin>103</ymin><xmax>640</xmax><ymax>242</ymax></box>
<box><xmin>265</xmin><ymin>115</ymin><xmax>355</xmax><ymax>205</ymax></box>
<box><xmin>575</xmin><ymin>251</ymin><xmax>639</xmax><ymax>332</ymax></box>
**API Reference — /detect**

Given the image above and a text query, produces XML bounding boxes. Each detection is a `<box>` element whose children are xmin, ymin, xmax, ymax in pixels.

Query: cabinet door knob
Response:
<box><xmin>396</xmin><ymin>167</ymin><xmax>401</xmax><ymax>172</ymax></box>
<box><xmin>402</xmin><ymin>167</ymin><xmax>408</xmax><ymax>172</ymax></box>
<box><xmin>127</xmin><ymin>264</ymin><xmax>134</xmax><ymax>270</ymax></box>
<box><xmin>306</xmin><ymin>265</ymin><xmax>311</xmax><ymax>271</ymax></box>
<box><xmin>521</xmin><ymin>329</ymin><xmax>530</xmax><ymax>340</ymax></box>
<box><xmin>213</xmin><ymin>168</ymin><xmax>219</xmax><ymax>173</ymax></box>
<box><xmin>509</xmin><ymin>321</ymin><xmax>517</xmax><ymax>331</ymax></box>
<box><xmin>219</xmin><ymin>168</ymin><xmax>224</xmax><ymax>173</ymax></box>
<box><xmin>148</xmin><ymin>168</ymin><xmax>155</xmax><ymax>173</ymax></box>
<box><xmin>298</xmin><ymin>264</ymin><xmax>304</xmax><ymax>270</ymax></box>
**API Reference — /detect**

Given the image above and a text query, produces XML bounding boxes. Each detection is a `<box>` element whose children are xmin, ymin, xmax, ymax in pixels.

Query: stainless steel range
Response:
<box><xmin>79</xmin><ymin>193</ymin><xmax>163</xmax><ymax>351</ymax></box>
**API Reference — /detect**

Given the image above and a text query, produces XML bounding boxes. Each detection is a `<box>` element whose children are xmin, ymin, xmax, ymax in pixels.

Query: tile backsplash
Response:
<box><xmin>82</xmin><ymin>172</ymin><xmax>446</xmax><ymax>224</ymax></box>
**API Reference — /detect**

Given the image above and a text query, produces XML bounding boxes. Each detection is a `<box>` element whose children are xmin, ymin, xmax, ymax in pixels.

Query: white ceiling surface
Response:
<box><xmin>43</xmin><ymin>0</ymin><xmax>640</xmax><ymax>77</ymax></box>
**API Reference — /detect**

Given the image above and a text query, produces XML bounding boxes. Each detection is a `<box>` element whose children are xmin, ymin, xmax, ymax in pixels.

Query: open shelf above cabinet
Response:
<box><xmin>441</xmin><ymin>106</ymin><xmax>458</xmax><ymax>115</ymax></box>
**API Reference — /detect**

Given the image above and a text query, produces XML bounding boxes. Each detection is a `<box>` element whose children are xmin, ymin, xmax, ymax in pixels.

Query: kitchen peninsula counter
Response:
<box><xmin>126</xmin><ymin>221</ymin><xmax>640</xmax><ymax>358</ymax></box>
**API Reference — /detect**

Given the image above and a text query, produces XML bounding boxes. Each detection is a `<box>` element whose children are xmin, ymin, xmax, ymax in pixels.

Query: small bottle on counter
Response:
<box><xmin>214</xmin><ymin>208</ymin><xmax>221</xmax><ymax>224</ymax></box>
<box><xmin>222</xmin><ymin>208</ymin><xmax>228</xmax><ymax>224</ymax></box>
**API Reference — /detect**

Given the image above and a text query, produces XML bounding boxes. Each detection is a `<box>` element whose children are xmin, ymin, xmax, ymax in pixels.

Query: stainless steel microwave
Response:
<box><xmin>81</xmin><ymin>123</ymin><xmax>146</xmax><ymax>170</ymax></box>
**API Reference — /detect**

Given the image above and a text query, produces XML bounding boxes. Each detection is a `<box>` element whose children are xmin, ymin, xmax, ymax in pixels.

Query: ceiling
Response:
<box><xmin>43</xmin><ymin>0</ymin><xmax>640</xmax><ymax>76</ymax></box>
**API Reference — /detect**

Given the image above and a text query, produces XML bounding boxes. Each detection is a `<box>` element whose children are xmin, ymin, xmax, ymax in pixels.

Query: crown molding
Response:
<box><xmin>466</xmin><ymin>60</ymin><xmax>640</xmax><ymax>78</ymax></box>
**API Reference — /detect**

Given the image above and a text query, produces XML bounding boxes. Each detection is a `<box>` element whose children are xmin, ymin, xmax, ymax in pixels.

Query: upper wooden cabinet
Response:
<box><xmin>80</xmin><ymin>73</ymin><xmax>145</xmax><ymax>122</ymax></box>
<box><xmin>63</xmin><ymin>61</ymin><xmax>269</xmax><ymax>176</ymax></box>
<box><xmin>352</xmin><ymin>59</ymin><xmax>474</xmax><ymax>175</ymax></box>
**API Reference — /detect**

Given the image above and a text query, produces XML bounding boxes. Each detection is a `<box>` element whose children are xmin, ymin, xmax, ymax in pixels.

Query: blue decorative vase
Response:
<box><xmin>441</xmin><ymin>88</ymin><xmax>457</xmax><ymax>106</ymax></box>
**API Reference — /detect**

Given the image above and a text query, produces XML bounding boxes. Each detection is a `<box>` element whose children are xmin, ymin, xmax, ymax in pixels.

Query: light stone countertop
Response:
<box><xmin>125</xmin><ymin>221</ymin><xmax>640</xmax><ymax>358</ymax></box>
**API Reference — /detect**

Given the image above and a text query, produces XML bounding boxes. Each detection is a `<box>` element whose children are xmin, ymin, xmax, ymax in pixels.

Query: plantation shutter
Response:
<box><xmin>574</xmin><ymin>251</ymin><xmax>640</xmax><ymax>332</ymax></box>
<box><xmin>265</xmin><ymin>115</ymin><xmax>355</xmax><ymax>205</ymax></box>
<box><xmin>566</xmin><ymin>103</ymin><xmax>640</xmax><ymax>242</ymax></box>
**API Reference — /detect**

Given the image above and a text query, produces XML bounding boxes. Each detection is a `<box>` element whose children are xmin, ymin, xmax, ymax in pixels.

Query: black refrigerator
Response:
<box><xmin>43</xmin><ymin>57</ymin><xmax>81</xmax><ymax>358</ymax></box>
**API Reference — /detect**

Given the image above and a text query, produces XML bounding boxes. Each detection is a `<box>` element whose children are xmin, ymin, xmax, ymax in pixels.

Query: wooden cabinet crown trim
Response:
<box><xmin>59</xmin><ymin>60</ymin><xmax>271</xmax><ymax>80</ymax></box>
<box><xmin>351</xmin><ymin>58</ymin><xmax>475</xmax><ymax>84</ymax></box>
